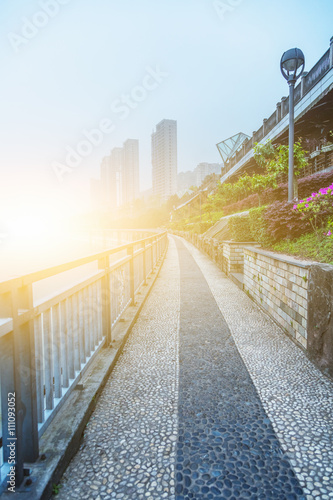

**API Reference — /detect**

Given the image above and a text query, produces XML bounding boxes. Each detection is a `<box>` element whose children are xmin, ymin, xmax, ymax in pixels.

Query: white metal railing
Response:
<box><xmin>0</xmin><ymin>230</ymin><xmax>168</xmax><ymax>489</ymax></box>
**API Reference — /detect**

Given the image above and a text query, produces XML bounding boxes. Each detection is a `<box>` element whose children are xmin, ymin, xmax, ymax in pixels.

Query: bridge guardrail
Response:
<box><xmin>0</xmin><ymin>230</ymin><xmax>167</xmax><ymax>489</ymax></box>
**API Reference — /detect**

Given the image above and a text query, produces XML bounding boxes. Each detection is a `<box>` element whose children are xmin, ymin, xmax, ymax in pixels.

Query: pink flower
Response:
<box><xmin>293</xmin><ymin>204</ymin><xmax>297</xmax><ymax>210</ymax></box>
<box><xmin>305</xmin><ymin>204</ymin><xmax>309</xmax><ymax>208</ymax></box>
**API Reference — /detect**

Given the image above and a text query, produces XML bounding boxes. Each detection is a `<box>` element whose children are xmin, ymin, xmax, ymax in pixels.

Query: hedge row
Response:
<box><xmin>249</xmin><ymin>207</ymin><xmax>272</xmax><ymax>246</ymax></box>
<box><xmin>229</xmin><ymin>216</ymin><xmax>254</xmax><ymax>242</ymax></box>
<box><xmin>222</xmin><ymin>169</ymin><xmax>333</xmax><ymax>215</ymax></box>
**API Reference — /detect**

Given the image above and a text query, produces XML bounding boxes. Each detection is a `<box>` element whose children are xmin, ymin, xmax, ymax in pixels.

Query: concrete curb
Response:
<box><xmin>4</xmin><ymin>243</ymin><xmax>168</xmax><ymax>500</ymax></box>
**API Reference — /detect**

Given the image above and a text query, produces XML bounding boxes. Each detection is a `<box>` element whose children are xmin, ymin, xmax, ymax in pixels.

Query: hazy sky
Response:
<box><xmin>0</xmin><ymin>0</ymin><xmax>332</xmax><ymax>224</ymax></box>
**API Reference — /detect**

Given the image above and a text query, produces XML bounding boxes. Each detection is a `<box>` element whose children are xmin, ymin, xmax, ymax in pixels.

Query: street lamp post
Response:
<box><xmin>280</xmin><ymin>48</ymin><xmax>305</xmax><ymax>201</ymax></box>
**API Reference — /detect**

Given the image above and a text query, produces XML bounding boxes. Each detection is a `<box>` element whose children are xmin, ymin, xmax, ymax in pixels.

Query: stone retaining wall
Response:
<box><xmin>243</xmin><ymin>246</ymin><xmax>310</xmax><ymax>349</ymax></box>
<box><xmin>173</xmin><ymin>230</ymin><xmax>333</xmax><ymax>377</ymax></box>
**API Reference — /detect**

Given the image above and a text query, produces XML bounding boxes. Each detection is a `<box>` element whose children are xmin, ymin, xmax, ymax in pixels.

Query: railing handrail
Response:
<box><xmin>0</xmin><ymin>229</ymin><xmax>168</xmax><ymax>490</ymax></box>
<box><xmin>0</xmin><ymin>231</ymin><xmax>167</xmax><ymax>293</ymax></box>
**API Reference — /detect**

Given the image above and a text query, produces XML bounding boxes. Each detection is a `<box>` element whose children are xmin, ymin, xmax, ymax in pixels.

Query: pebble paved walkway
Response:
<box><xmin>56</xmin><ymin>238</ymin><xmax>180</xmax><ymax>499</ymax></box>
<box><xmin>55</xmin><ymin>236</ymin><xmax>333</xmax><ymax>500</ymax></box>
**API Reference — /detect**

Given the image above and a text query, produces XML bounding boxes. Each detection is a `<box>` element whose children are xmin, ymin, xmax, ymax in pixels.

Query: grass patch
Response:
<box><xmin>271</xmin><ymin>233</ymin><xmax>333</xmax><ymax>265</ymax></box>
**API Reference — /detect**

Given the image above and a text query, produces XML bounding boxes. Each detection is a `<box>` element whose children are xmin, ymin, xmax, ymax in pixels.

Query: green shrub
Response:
<box><xmin>249</xmin><ymin>206</ymin><xmax>272</xmax><ymax>246</ymax></box>
<box><xmin>272</xmin><ymin>231</ymin><xmax>333</xmax><ymax>265</ymax></box>
<box><xmin>229</xmin><ymin>215</ymin><xmax>253</xmax><ymax>242</ymax></box>
<box><xmin>191</xmin><ymin>221</ymin><xmax>214</xmax><ymax>234</ymax></box>
<box><xmin>264</xmin><ymin>201</ymin><xmax>309</xmax><ymax>241</ymax></box>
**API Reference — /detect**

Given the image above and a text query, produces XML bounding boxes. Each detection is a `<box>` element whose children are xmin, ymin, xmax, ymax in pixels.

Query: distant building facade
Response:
<box><xmin>122</xmin><ymin>139</ymin><xmax>139</xmax><ymax>205</ymax></box>
<box><xmin>177</xmin><ymin>170</ymin><xmax>196</xmax><ymax>192</ymax></box>
<box><xmin>152</xmin><ymin>119</ymin><xmax>177</xmax><ymax>200</ymax></box>
<box><xmin>100</xmin><ymin>147</ymin><xmax>122</xmax><ymax>210</ymax></box>
<box><xmin>96</xmin><ymin>139</ymin><xmax>139</xmax><ymax>211</ymax></box>
<box><xmin>176</xmin><ymin>162</ymin><xmax>222</xmax><ymax>196</ymax></box>
<box><xmin>195</xmin><ymin>162</ymin><xmax>221</xmax><ymax>186</ymax></box>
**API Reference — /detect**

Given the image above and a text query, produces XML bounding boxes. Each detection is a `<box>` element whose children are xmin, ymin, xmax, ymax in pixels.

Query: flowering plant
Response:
<box><xmin>324</xmin><ymin>219</ymin><xmax>333</xmax><ymax>239</ymax></box>
<box><xmin>293</xmin><ymin>184</ymin><xmax>333</xmax><ymax>240</ymax></box>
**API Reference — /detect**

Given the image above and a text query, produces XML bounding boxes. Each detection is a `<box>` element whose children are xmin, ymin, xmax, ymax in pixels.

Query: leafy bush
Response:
<box><xmin>249</xmin><ymin>206</ymin><xmax>272</xmax><ymax>246</ymax></box>
<box><xmin>223</xmin><ymin>193</ymin><xmax>260</xmax><ymax>215</ymax></box>
<box><xmin>293</xmin><ymin>183</ymin><xmax>333</xmax><ymax>240</ymax></box>
<box><xmin>229</xmin><ymin>216</ymin><xmax>253</xmax><ymax>242</ymax></box>
<box><xmin>191</xmin><ymin>221</ymin><xmax>214</xmax><ymax>234</ymax></box>
<box><xmin>264</xmin><ymin>201</ymin><xmax>310</xmax><ymax>241</ymax></box>
<box><xmin>222</xmin><ymin>169</ymin><xmax>333</xmax><ymax>216</ymax></box>
<box><xmin>298</xmin><ymin>170</ymin><xmax>333</xmax><ymax>199</ymax></box>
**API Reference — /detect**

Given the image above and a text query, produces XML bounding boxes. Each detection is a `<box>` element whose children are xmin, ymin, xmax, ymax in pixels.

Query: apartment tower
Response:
<box><xmin>151</xmin><ymin>119</ymin><xmax>177</xmax><ymax>200</ymax></box>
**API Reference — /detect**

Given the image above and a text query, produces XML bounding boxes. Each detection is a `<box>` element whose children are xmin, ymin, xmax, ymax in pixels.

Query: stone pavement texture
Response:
<box><xmin>55</xmin><ymin>236</ymin><xmax>333</xmax><ymax>500</ymax></box>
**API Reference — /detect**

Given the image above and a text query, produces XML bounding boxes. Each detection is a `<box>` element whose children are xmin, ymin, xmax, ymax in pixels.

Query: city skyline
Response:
<box><xmin>1</xmin><ymin>1</ymin><xmax>333</xmax><ymax>228</ymax></box>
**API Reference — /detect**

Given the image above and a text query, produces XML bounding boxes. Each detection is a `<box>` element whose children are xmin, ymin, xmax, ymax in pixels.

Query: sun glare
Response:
<box><xmin>8</xmin><ymin>213</ymin><xmax>49</xmax><ymax>242</ymax></box>
<box><xmin>0</xmin><ymin>203</ymin><xmax>80</xmax><ymax>279</ymax></box>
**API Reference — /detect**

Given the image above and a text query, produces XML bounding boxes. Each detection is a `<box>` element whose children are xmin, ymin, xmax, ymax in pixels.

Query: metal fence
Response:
<box><xmin>0</xmin><ymin>230</ymin><xmax>167</xmax><ymax>488</ymax></box>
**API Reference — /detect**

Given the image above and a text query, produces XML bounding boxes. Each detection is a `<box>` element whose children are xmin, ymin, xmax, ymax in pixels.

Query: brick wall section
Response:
<box><xmin>223</xmin><ymin>242</ymin><xmax>259</xmax><ymax>274</ymax></box>
<box><xmin>244</xmin><ymin>247</ymin><xmax>310</xmax><ymax>349</ymax></box>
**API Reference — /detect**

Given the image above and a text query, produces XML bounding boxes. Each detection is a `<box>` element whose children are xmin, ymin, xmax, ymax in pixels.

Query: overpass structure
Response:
<box><xmin>219</xmin><ymin>36</ymin><xmax>333</xmax><ymax>184</ymax></box>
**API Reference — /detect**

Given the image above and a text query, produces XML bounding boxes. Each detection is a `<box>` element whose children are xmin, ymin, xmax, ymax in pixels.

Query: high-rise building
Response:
<box><xmin>152</xmin><ymin>119</ymin><xmax>177</xmax><ymax>200</ymax></box>
<box><xmin>100</xmin><ymin>147</ymin><xmax>123</xmax><ymax>210</ymax></box>
<box><xmin>97</xmin><ymin>140</ymin><xmax>139</xmax><ymax>211</ymax></box>
<box><xmin>122</xmin><ymin>139</ymin><xmax>139</xmax><ymax>205</ymax></box>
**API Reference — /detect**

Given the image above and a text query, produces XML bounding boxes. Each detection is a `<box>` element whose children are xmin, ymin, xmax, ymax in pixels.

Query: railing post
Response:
<box><xmin>142</xmin><ymin>241</ymin><xmax>147</xmax><ymax>285</ymax></box>
<box><xmin>65</xmin><ymin>299</ymin><xmax>75</xmax><ymax>381</ymax></box>
<box><xmin>11</xmin><ymin>283</ymin><xmax>39</xmax><ymax>484</ymax></box>
<box><xmin>151</xmin><ymin>237</ymin><xmax>154</xmax><ymax>269</ymax></box>
<box><xmin>52</xmin><ymin>303</ymin><xmax>62</xmax><ymax>399</ymax></box>
<box><xmin>98</xmin><ymin>257</ymin><xmax>112</xmax><ymax>345</ymax></box>
<box><xmin>78</xmin><ymin>290</ymin><xmax>86</xmax><ymax>365</ymax></box>
<box><xmin>60</xmin><ymin>301</ymin><xmax>69</xmax><ymax>388</ymax></box>
<box><xmin>127</xmin><ymin>245</ymin><xmax>135</xmax><ymax>305</ymax></box>
<box><xmin>1</xmin><ymin>332</ymin><xmax>16</xmax><ymax>475</ymax></box>
<box><xmin>34</xmin><ymin>315</ymin><xmax>44</xmax><ymax>423</ymax></box>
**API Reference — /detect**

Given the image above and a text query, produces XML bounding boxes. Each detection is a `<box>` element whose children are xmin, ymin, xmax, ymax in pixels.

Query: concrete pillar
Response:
<box><xmin>301</xmin><ymin>72</ymin><xmax>309</xmax><ymax>98</ymax></box>
<box><xmin>330</xmin><ymin>36</ymin><xmax>333</xmax><ymax>68</ymax></box>
<box><xmin>242</xmin><ymin>138</ymin><xmax>248</xmax><ymax>156</ymax></box>
<box><xmin>281</xmin><ymin>96</ymin><xmax>288</xmax><ymax>117</ymax></box>
<box><xmin>263</xmin><ymin>118</ymin><xmax>268</xmax><ymax>136</ymax></box>
<box><xmin>252</xmin><ymin>131</ymin><xmax>257</xmax><ymax>143</ymax></box>
<box><xmin>276</xmin><ymin>102</ymin><xmax>281</xmax><ymax>122</ymax></box>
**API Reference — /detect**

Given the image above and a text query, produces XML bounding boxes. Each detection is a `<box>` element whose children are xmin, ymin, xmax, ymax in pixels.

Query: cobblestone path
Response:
<box><xmin>180</xmin><ymin>237</ymin><xmax>333</xmax><ymax>500</ymax></box>
<box><xmin>175</xmin><ymin>237</ymin><xmax>304</xmax><ymax>500</ymax></box>
<box><xmin>55</xmin><ymin>236</ymin><xmax>333</xmax><ymax>500</ymax></box>
<box><xmin>56</xmin><ymin>239</ymin><xmax>180</xmax><ymax>499</ymax></box>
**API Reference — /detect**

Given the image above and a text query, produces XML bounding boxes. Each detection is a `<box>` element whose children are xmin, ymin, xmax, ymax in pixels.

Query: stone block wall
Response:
<box><xmin>172</xmin><ymin>231</ymin><xmax>333</xmax><ymax>376</ymax></box>
<box><xmin>307</xmin><ymin>264</ymin><xmax>333</xmax><ymax>377</ymax></box>
<box><xmin>223</xmin><ymin>242</ymin><xmax>259</xmax><ymax>275</ymax></box>
<box><xmin>243</xmin><ymin>247</ymin><xmax>310</xmax><ymax>350</ymax></box>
